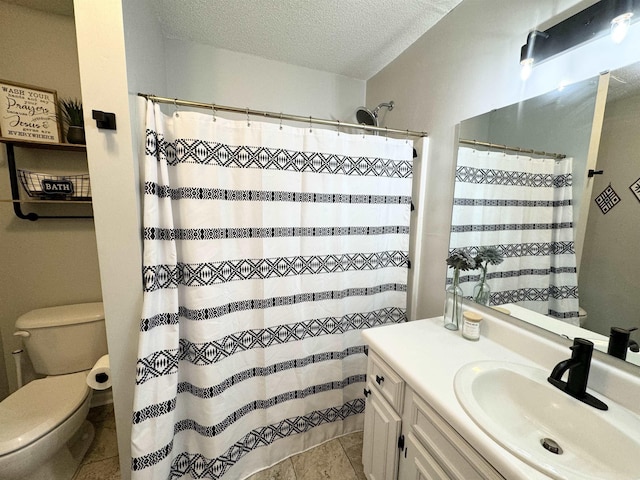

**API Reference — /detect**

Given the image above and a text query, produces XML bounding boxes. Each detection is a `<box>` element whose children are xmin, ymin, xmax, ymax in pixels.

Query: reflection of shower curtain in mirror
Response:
<box><xmin>449</xmin><ymin>147</ymin><xmax>579</xmax><ymax>324</ymax></box>
<box><xmin>130</xmin><ymin>101</ymin><xmax>412</xmax><ymax>479</ymax></box>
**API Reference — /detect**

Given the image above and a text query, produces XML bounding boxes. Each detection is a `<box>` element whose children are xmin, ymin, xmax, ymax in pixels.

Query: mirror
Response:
<box><xmin>450</xmin><ymin>62</ymin><xmax>640</xmax><ymax>367</ymax></box>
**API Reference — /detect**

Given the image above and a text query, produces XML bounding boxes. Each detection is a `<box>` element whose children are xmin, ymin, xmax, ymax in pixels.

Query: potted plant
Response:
<box><xmin>59</xmin><ymin>98</ymin><xmax>85</xmax><ymax>144</ymax></box>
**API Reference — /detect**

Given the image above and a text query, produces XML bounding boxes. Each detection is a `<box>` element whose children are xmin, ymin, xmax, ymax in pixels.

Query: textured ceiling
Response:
<box><xmin>6</xmin><ymin>0</ymin><xmax>461</xmax><ymax>80</ymax></box>
<box><xmin>150</xmin><ymin>0</ymin><xmax>463</xmax><ymax>80</ymax></box>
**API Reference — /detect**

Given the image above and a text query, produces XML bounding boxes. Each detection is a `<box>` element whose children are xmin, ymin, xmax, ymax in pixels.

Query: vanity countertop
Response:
<box><xmin>363</xmin><ymin>316</ymin><xmax>555</xmax><ymax>480</ymax></box>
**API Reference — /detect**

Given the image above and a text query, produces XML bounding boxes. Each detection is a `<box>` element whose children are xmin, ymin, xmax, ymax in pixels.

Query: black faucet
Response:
<box><xmin>608</xmin><ymin>327</ymin><xmax>639</xmax><ymax>360</ymax></box>
<box><xmin>548</xmin><ymin>338</ymin><xmax>608</xmax><ymax>411</ymax></box>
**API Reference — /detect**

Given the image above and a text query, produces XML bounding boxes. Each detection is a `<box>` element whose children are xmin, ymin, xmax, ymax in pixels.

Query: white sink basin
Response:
<box><xmin>454</xmin><ymin>361</ymin><xmax>640</xmax><ymax>480</ymax></box>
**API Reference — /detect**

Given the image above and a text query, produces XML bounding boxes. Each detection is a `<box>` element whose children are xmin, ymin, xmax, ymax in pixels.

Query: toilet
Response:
<box><xmin>0</xmin><ymin>302</ymin><xmax>108</xmax><ymax>480</ymax></box>
<box><xmin>579</xmin><ymin>306</ymin><xmax>588</xmax><ymax>328</ymax></box>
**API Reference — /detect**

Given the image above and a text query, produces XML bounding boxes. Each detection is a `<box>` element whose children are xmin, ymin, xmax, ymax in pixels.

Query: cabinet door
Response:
<box><xmin>398</xmin><ymin>433</ymin><xmax>450</xmax><ymax>480</ymax></box>
<box><xmin>362</xmin><ymin>383</ymin><xmax>402</xmax><ymax>480</ymax></box>
<box><xmin>404</xmin><ymin>390</ymin><xmax>503</xmax><ymax>479</ymax></box>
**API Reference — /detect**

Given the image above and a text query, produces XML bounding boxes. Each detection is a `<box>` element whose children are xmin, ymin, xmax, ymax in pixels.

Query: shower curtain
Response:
<box><xmin>131</xmin><ymin>101</ymin><xmax>413</xmax><ymax>479</ymax></box>
<box><xmin>449</xmin><ymin>147</ymin><xmax>579</xmax><ymax>323</ymax></box>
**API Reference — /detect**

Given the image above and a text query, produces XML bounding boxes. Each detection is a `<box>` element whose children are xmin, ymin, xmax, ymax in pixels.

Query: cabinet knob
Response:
<box><xmin>376</xmin><ymin>375</ymin><xmax>385</xmax><ymax>385</ymax></box>
<box><xmin>363</xmin><ymin>388</ymin><xmax>372</xmax><ymax>397</ymax></box>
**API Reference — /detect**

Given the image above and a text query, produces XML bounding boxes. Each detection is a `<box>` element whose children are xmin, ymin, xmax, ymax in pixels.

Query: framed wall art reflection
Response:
<box><xmin>0</xmin><ymin>79</ymin><xmax>61</xmax><ymax>143</ymax></box>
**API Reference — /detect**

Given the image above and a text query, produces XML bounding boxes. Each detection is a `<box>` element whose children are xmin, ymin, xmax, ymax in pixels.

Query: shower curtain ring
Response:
<box><xmin>279</xmin><ymin>113</ymin><xmax>283</xmax><ymax>130</ymax></box>
<box><xmin>336</xmin><ymin>120</ymin><xmax>340</xmax><ymax>135</ymax></box>
<box><xmin>405</xmin><ymin>129</ymin><xmax>409</xmax><ymax>143</ymax></box>
<box><xmin>174</xmin><ymin>98</ymin><xmax>179</xmax><ymax>116</ymax></box>
<box><xmin>246</xmin><ymin>108</ymin><xmax>250</xmax><ymax>127</ymax></box>
<box><xmin>309</xmin><ymin>116</ymin><xmax>312</xmax><ymax>133</ymax></box>
<box><xmin>385</xmin><ymin>127</ymin><xmax>388</xmax><ymax>141</ymax></box>
<box><xmin>211</xmin><ymin>103</ymin><xmax>217</xmax><ymax>122</ymax></box>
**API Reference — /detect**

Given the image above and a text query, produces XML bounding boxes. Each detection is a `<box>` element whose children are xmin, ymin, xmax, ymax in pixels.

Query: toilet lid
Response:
<box><xmin>0</xmin><ymin>371</ymin><xmax>90</xmax><ymax>455</ymax></box>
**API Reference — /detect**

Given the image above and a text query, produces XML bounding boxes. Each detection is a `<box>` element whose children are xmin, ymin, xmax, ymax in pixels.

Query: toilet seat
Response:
<box><xmin>0</xmin><ymin>371</ymin><xmax>89</xmax><ymax>456</ymax></box>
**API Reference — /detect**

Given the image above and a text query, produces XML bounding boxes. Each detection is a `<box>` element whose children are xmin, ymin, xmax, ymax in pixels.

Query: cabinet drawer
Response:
<box><xmin>405</xmin><ymin>388</ymin><xmax>505</xmax><ymax>480</ymax></box>
<box><xmin>367</xmin><ymin>351</ymin><xmax>404</xmax><ymax>412</ymax></box>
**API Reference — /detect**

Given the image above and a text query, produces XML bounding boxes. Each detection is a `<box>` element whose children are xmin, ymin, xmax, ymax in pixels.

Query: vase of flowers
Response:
<box><xmin>472</xmin><ymin>246</ymin><xmax>504</xmax><ymax>306</ymax></box>
<box><xmin>444</xmin><ymin>249</ymin><xmax>476</xmax><ymax>330</ymax></box>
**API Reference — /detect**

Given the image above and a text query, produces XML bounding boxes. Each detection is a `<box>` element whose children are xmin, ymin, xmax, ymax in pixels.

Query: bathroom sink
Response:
<box><xmin>454</xmin><ymin>361</ymin><xmax>640</xmax><ymax>480</ymax></box>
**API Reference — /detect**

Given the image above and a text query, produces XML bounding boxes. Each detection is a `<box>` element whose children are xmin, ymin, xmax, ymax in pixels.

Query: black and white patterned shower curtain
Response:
<box><xmin>449</xmin><ymin>147</ymin><xmax>579</xmax><ymax>323</ymax></box>
<box><xmin>130</xmin><ymin>101</ymin><xmax>412</xmax><ymax>479</ymax></box>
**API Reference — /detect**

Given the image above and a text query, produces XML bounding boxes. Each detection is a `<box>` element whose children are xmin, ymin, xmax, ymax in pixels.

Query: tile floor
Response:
<box><xmin>72</xmin><ymin>403</ymin><xmax>120</xmax><ymax>480</ymax></box>
<box><xmin>246</xmin><ymin>432</ymin><xmax>366</xmax><ymax>480</ymax></box>
<box><xmin>72</xmin><ymin>404</ymin><xmax>365</xmax><ymax>480</ymax></box>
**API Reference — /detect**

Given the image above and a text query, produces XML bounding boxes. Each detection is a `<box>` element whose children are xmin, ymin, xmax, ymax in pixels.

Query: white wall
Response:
<box><xmin>0</xmin><ymin>1</ymin><xmax>102</xmax><ymax>399</ymax></box>
<box><xmin>163</xmin><ymin>39</ymin><xmax>364</xmax><ymax>123</ymax></box>
<box><xmin>74</xmin><ymin>2</ymin><xmax>141</xmax><ymax>478</ymax></box>
<box><xmin>74</xmin><ymin>1</ymin><xmax>365</xmax><ymax>477</ymax></box>
<box><xmin>366</xmin><ymin>0</ymin><xmax>640</xmax><ymax>319</ymax></box>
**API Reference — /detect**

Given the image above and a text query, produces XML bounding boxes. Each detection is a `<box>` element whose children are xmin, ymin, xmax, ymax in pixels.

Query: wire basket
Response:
<box><xmin>17</xmin><ymin>169</ymin><xmax>91</xmax><ymax>200</ymax></box>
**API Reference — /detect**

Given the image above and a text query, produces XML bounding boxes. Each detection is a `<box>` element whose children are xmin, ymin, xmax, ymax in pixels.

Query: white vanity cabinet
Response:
<box><xmin>362</xmin><ymin>350</ymin><xmax>404</xmax><ymax>480</ymax></box>
<box><xmin>363</xmin><ymin>350</ymin><xmax>505</xmax><ymax>480</ymax></box>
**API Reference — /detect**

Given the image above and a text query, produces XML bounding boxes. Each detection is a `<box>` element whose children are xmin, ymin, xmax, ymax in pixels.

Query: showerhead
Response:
<box><xmin>355</xmin><ymin>101</ymin><xmax>394</xmax><ymax>127</ymax></box>
<box><xmin>356</xmin><ymin>107</ymin><xmax>377</xmax><ymax>126</ymax></box>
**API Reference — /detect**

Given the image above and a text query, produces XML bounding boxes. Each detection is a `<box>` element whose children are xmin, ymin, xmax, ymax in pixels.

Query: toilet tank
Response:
<box><xmin>15</xmin><ymin>302</ymin><xmax>108</xmax><ymax>376</ymax></box>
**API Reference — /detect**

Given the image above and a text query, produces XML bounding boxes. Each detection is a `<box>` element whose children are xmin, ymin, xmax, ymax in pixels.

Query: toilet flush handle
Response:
<box><xmin>13</xmin><ymin>330</ymin><xmax>30</xmax><ymax>338</ymax></box>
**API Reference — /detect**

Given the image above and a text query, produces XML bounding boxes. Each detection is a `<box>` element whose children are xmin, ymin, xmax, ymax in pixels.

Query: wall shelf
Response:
<box><xmin>0</xmin><ymin>137</ymin><xmax>93</xmax><ymax>220</ymax></box>
<box><xmin>0</xmin><ymin>137</ymin><xmax>86</xmax><ymax>152</ymax></box>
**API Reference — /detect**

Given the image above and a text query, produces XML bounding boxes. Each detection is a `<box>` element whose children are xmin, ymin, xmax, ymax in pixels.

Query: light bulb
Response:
<box><xmin>520</xmin><ymin>58</ymin><xmax>534</xmax><ymax>81</ymax></box>
<box><xmin>611</xmin><ymin>13</ymin><xmax>633</xmax><ymax>44</ymax></box>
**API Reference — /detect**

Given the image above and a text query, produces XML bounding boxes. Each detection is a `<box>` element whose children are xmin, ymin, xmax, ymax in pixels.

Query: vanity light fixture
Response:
<box><xmin>520</xmin><ymin>58</ymin><xmax>534</xmax><ymax>81</ymax></box>
<box><xmin>519</xmin><ymin>30</ymin><xmax>548</xmax><ymax>80</ymax></box>
<box><xmin>611</xmin><ymin>11</ymin><xmax>634</xmax><ymax>43</ymax></box>
<box><xmin>519</xmin><ymin>0</ymin><xmax>638</xmax><ymax>80</ymax></box>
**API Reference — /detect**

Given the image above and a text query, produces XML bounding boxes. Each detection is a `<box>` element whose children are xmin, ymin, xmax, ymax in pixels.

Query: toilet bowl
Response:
<box><xmin>0</xmin><ymin>372</ymin><xmax>95</xmax><ymax>480</ymax></box>
<box><xmin>0</xmin><ymin>302</ymin><xmax>107</xmax><ymax>479</ymax></box>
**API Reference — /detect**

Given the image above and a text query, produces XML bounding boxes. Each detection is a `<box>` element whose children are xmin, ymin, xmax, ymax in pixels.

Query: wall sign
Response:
<box><xmin>0</xmin><ymin>79</ymin><xmax>60</xmax><ymax>143</ymax></box>
<box><xmin>594</xmin><ymin>184</ymin><xmax>621</xmax><ymax>214</ymax></box>
<box><xmin>630</xmin><ymin>177</ymin><xmax>640</xmax><ymax>204</ymax></box>
<box><xmin>42</xmin><ymin>179</ymin><xmax>74</xmax><ymax>196</ymax></box>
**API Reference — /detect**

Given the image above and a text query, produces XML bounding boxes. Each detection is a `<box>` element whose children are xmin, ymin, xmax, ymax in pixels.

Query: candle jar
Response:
<box><xmin>462</xmin><ymin>311</ymin><xmax>482</xmax><ymax>341</ymax></box>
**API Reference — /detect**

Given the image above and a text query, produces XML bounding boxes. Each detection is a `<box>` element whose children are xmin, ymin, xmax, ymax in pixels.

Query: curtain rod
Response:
<box><xmin>138</xmin><ymin>93</ymin><xmax>428</xmax><ymax>138</ymax></box>
<box><xmin>459</xmin><ymin>139</ymin><xmax>566</xmax><ymax>159</ymax></box>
